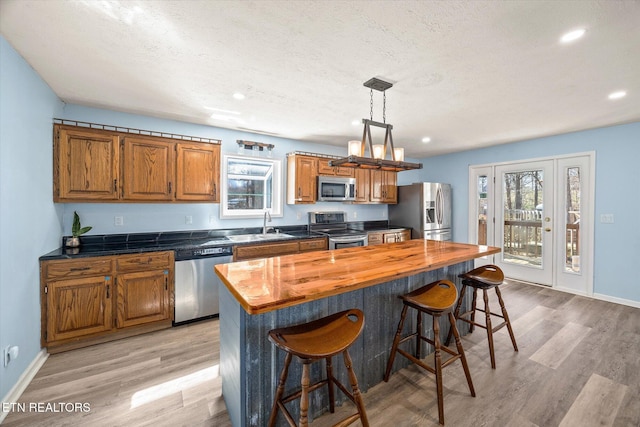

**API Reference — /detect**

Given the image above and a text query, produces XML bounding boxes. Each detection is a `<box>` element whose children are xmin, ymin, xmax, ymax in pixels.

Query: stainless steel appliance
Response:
<box><xmin>174</xmin><ymin>240</ymin><xmax>232</xmax><ymax>324</ymax></box>
<box><xmin>389</xmin><ymin>182</ymin><xmax>452</xmax><ymax>241</ymax></box>
<box><xmin>309</xmin><ymin>211</ymin><xmax>368</xmax><ymax>249</ymax></box>
<box><xmin>317</xmin><ymin>176</ymin><xmax>356</xmax><ymax>202</ymax></box>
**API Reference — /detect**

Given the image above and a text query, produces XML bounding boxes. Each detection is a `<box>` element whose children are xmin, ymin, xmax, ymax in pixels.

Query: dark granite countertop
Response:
<box><xmin>40</xmin><ymin>220</ymin><xmax>408</xmax><ymax>261</ymax></box>
<box><xmin>40</xmin><ymin>226</ymin><xmax>314</xmax><ymax>260</ymax></box>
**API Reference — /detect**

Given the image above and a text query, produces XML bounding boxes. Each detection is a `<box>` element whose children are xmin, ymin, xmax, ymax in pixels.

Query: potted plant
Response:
<box><xmin>66</xmin><ymin>211</ymin><xmax>92</xmax><ymax>247</ymax></box>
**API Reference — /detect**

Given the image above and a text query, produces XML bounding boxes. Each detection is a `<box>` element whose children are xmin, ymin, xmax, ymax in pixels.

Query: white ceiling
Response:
<box><xmin>1</xmin><ymin>0</ymin><xmax>639</xmax><ymax>158</ymax></box>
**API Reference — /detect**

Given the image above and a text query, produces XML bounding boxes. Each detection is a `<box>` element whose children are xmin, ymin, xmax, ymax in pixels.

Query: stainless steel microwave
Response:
<box><xmin>317</xmin><ymin>176</ymin><xmax>356</xmax><ymax>202</ymax></box>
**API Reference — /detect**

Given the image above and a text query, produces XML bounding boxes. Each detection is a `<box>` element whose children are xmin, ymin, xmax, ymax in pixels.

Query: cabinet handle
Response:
<box><xmin>113</xmin><ymin>179</ymin><xmax>117</xmax><ymax>192</ymax></box>
<box><xmin>164</xmin><ymin>275</ymin><xmax>168</xmax><ymax>291</ymax></box>
<box><xmin>106</xmin><ymin>283</ymin><xmax>110</xmax><ymax>298</ymax></box>
<box><xmin>70</xmin><ymin>266</ymin><xmax>90</xmax><ymax>272</ymax></box>
<box><xmin>213</xmin><ymin>183</ymin><xmax>217</xmax><ymax>198</ymax></box>
<box><xmin>168</xmin><ymin>182</ymin><xmax>172</xmax><ymax>194</ymax></box>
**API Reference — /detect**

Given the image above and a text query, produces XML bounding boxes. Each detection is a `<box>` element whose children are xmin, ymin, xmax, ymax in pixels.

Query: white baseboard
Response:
<box><xmin>593</xmin><ymin>293</ymin><xmax>640</xmax><ymax>309</ymax></box>
<box><xmin>0</xmin><ymin>349</ymin><xmax>48</xmax><ymax>424</ymax></box>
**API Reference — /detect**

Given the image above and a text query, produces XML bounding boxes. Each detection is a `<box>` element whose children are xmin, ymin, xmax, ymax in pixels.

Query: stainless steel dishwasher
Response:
<box><xmin>174</xmin><ymin>243</ymin><xmax>233</xmax><ymax>325</ymax></box>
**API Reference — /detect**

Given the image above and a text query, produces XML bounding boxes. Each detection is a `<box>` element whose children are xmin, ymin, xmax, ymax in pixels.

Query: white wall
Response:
<box><xmin>0</xmin><ymin>37</ymin><xmax>65</xmax><ymax>399</ymax></box>
<box><xmin>409</xmin><ymin>122</ymin><xmax>640</xmax><ymax>305</ymax></box>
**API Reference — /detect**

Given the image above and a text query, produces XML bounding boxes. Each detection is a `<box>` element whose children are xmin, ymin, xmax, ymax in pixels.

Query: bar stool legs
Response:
<box><xmin>445</xmin><ymin>265</ymin><xmax>518</xmax><ymax>369</ymax></box>
<box><xmin>384</xmin><ymin>280</ymin><xmax>475</xmax><ymax>425</ymax></box>
<box><xmin>267</xmin><ymin>309</ymin><xmax>369</xmax><ymax>427</ymax></box>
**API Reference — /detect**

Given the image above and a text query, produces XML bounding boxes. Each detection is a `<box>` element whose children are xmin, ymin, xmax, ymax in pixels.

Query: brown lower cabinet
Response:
<box><xmin>41</xmin><ymin>251</ymin><xmax>174</xmax><ymax>353</ymax></box>
<box><xmin>368</xmin><ymin>229</ymin><xmax>411</xmax><ymax>245</ymax></box>
<box><xmin>233</xmin><ymin>237</ymin><xmax>328</xmax><ymax>261</ymax></box>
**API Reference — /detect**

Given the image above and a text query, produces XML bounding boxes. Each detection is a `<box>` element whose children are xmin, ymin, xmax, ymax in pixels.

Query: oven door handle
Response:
<box><xmin>329</xmin><ymin>235</ymin><xmax>368</xmax><ymax>243</ymax></box>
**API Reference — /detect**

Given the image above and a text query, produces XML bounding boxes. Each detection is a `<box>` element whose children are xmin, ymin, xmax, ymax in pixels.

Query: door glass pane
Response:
<box><xmin>565</xmin><ymin>167</ymin><xmax>581</xmax><ymax>273</ymax></box>
<box><xmin>502</xmin><ymin>170</ymin><xmax>544</xmax><ymax>266</ymax></box>
<box><xmin>477</xmin><ymin>175</ymin><xmax>488</xmax><ymax>245</ymax></box>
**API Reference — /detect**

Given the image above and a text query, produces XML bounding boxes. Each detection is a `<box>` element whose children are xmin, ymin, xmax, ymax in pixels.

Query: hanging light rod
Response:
<box><xmin>330</xmin><ymin>77</ymin><xmax>422</xmax><ymax>172</ymax></box>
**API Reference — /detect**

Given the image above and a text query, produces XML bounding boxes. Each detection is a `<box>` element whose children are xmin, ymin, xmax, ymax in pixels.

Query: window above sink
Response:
<box><xmin>220</xmin><ymin>154</ymin><xmax>283</xmax><ymax>218</ymax></box>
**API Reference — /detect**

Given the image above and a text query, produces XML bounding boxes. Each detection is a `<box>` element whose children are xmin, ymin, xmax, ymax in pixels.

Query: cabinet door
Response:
<box><xmin>116</xmin><ymin>269</ymin><xmax>171</xmax><ymax>328</ymax></box>
<box><xmin>46</xmin><ymin>275</ymin><xmax>114</xmax><ymax>342</ymax></box>
<box><xmin>370</xmin><ymin>170</ymin><xmax>384</xmax><ymax>202</ymax></box>
<box><xmin>383</xmin><ymin>233</ymin><xmax>398</xmax><ymax>244</ymax></box>
<box><xmin>122</xmin><ymin>137</ymin><xmax>174</xmax><ymax>201</ymax></box>
<box><xmin>317</xmin><ymin>158</ymin><xmax>336</xmax><ymax>175</ymax></box>
<box><xmin>370</xmin><ymin>170</ymin><xmax>397</xmax><ymax>203</ymax></box>
<box><xmin>234</xmin><ymin>241</ymin><xmax>301</xmax><ymax>261</ymax></box>
<box><xmin>383</xmin><ymin>171</ymin><xmax>398</xmax><ymax>203</ymax></box>
<box><xmin>176</xmin><ymin>142</ymin><xmax>220</xmax><ymax>201</ymax></box>
<box><xmin>288</xmin><ymin>156</ymin><xmax>317</xmax><ymax>203</ymax></box>
<box><xmin>354</xmin><ymin>169</ymin><xmax>370</xmax><ymax>202</ymax></box>
<box><xmin>55</xmin><ymin>126</ymin><xmax>120</xmax><ymax>201</ymax></box>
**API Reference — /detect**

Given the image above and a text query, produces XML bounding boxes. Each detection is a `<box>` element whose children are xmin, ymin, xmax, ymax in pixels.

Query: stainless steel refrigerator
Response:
<box><xmin>389</xmin><ymin>182</ymin><xmax>452</xmax><ymax>241</ymax></box>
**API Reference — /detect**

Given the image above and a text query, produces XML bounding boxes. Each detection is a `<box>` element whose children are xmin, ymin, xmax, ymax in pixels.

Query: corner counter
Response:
<box><xmin>214</xmin><ymin>240</ymin><xmax>499</xmax><ymax>426</ymax></box>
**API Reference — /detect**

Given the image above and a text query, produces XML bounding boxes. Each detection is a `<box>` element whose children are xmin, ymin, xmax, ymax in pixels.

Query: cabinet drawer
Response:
<box><xmin>116</xmin><ymin>252</ymin><xmax>173</xmax><ymax>272</ymax></box>
<box><xmin>234</xmin><ymin>241</ymin><xmax>300</xmax><ymax>261</ymax></box>
<box><xmin>368</xmin><ymin>233</ymin><xmax>383</xmax><ymax>245</ymax></box>
<box><xmin>44</xmin><ymin>257</ymin><xmax>114</xmax><ymax>280</ymax></box>
<box><xmin>299</xmin><ymin>238</ymin><xmax>327</xmax><ymax>252</ymax></box>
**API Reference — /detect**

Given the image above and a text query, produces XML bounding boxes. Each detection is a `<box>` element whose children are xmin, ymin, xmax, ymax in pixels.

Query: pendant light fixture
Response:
<box><xmin>330</xmin><ymin>77</ymin><xmax>422</xmax><ymax>172</ymax></box>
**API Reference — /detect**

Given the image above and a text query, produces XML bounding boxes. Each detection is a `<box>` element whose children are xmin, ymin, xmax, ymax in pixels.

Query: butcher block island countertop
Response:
<box><xmin>215</xmin><ymin>239</ymin><xmax>500</xmax><ymax>314</ymax></box>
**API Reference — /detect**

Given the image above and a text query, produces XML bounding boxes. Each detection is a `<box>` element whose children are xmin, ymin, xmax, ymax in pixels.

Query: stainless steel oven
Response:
<box><xmin>309</xmin><ymin>211</ymin><xmax>368</xmax><ymax>249</ymax></box>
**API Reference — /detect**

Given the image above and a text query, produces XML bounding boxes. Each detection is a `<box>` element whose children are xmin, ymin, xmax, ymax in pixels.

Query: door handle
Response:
<box><xmin>545</xmin><ymin>228</ymin><xmax>551</xmax><ymax>232</ymax></box>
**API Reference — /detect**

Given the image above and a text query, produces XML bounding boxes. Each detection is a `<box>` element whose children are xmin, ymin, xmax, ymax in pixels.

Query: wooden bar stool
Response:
<box><xmin>267</xmin><ymin>309</ymin><xmax>369</xmax><ymax>427</ymax></box>
<box><xmin>384</xmin><ymin>280</ymin><xmax>475</xmax><ymax>425</ymax></box>
<box><xmin>445</xmin><ymin>264</ymin><xmax>518</xmax><ymax>369</ymax></box>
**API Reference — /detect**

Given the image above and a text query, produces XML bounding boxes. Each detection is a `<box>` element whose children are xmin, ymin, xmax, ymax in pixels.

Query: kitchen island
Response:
<box><xmin>214</xmin><ymin>239</ymin><xmax>500</xmax><ymax>426</ymax></box>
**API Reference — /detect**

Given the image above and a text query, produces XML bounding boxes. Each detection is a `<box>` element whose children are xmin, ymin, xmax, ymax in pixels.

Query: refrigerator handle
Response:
<box><xmin>436</xmin><ymin>186</ymin><xmax>443</xmax><ymax>224</ymax></box>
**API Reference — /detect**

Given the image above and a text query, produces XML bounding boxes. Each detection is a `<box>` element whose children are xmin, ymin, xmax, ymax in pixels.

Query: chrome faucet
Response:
<box><xmin>262</xmin><ymin>211</ymin><xmax>272</xmax><ymax>235</ymax></box>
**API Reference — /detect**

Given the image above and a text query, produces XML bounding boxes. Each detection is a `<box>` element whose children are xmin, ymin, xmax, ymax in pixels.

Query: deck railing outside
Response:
<box><xmin>478</xmin><ymin>209</ymin><xmax>580</xmax><ymax>268</ymax></box>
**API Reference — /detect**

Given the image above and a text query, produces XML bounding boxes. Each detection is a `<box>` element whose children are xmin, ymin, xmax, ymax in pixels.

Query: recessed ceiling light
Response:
<box><xmin>422</xmin><ymin>137</ymin><xmax>431</xmax><ymax>143</ymax></box>
<box><xmin>608</xmin><ymin>90</ymin><xmax>627</xmax><ymax>100</ymax></box>
<box><xmin>233</xmin><ymin>92</ymin><xmax>245</xmax><ymax>100</ymax></box>
<box><xmin>560</xmin><ymin>28</ymin><xmax>586</xmax><ymax>43</ymax></box>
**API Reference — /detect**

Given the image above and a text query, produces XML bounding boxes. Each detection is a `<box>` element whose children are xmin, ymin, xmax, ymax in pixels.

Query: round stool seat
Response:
<box><xmin>401</xmin><ymin>280</ymin><xmax>458</xmax><ymax>313</ymax></box>
<box><xmin>459</xmin><ymin>264</ymin><xmax>504</xmax><ymax>287</ymax></box>
<box><xmin>269</xmin><ymin>309</ymin><xmax>364</xmax><ymax>359</ymax></box>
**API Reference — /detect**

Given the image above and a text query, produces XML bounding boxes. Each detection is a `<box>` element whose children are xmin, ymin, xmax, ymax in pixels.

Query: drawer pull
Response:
<box><xmin>70</xmin><ymin>267</ymin><xmax>91</xmax><ymax>271</ymax></box>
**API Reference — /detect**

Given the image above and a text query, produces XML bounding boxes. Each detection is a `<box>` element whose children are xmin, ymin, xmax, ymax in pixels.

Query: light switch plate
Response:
<box><xmin>114</xmin><ymin>216</ymin><xmax>124</xmax><ymax>226</ymax></box>
<box><xmin>600</xmin><ymin>214</ymin><xmax>614</xmax><ymax>223</ymax></box>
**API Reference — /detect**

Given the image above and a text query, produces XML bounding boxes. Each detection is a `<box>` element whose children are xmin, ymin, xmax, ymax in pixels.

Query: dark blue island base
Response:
<box><xmin>219</xmin><ymin>260</ymin><xmax>474</xmax><ymax>426</ymax></box>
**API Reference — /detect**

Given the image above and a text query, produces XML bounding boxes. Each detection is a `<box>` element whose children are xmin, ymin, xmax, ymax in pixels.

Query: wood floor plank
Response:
<box><xmin>529</xmin><ymin>321</ymin><xmax>591</xmax><ymax>369</ymax></box>
<box><xmin>558</xmin><ymin>373</ymin><xmax>628</xmax><ymax>427</ymax></box>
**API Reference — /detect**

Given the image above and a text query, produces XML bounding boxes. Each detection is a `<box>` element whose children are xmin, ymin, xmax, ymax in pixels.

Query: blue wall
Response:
<box><xmin>412</xmin><ymin>122</ymin><xmax>640</xmax><ymax>304</ymax></box>
<box><xmin>0</xmin><ymin>37</ymin><xmax>65</xmax><ymax>399</ymax></box>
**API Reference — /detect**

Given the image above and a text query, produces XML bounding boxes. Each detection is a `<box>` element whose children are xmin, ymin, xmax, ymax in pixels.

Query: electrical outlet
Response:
<box><xmin>3</xmin><ymin>345</ymin><xmax>18</xmax><ymax>367</ymax></box>
<box><xmin>600</xmin><ymin>214</ymin><xmax>614</xmax><ymax>224</ymax></box>
<box><xmin>114</xmin><ymin>216</ymin><xmax>123</xmax><ymax>226</ymax></box>
<box><xmin>353</xmin><ymin>211</ymin><xmax>357</xmax><ymax>219</ymax></box>
<box><xmin>296</xmin><ymin>212</ymin><xmax>302</xmax><ymax>220</ymax></box>
<box><xmin>209</xmin><ymin>215</ymin><xmax>216</xmax><ymax>224</ymax></box>
<box><xmin>185</xmin><ymin>215</ymin><xmax>193</xmax><ymax>225</ymax></box>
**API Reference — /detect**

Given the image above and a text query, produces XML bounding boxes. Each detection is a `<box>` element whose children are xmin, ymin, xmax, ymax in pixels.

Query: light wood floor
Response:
<box><xmin>3</xmin><ymin>281</ymin><xmax>639</xmax><ymax>426</ymax></box>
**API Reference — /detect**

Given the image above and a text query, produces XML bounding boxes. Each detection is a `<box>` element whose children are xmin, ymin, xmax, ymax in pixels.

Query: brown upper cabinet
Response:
<box><xmin>53</xmin><ymin>124</ymin><xmax>220</xmax><ymax>203</ymax></box>
<box><xmin>54</xmin><ymin>126</ymin><xmax>120</xmax><ymax>201</ymax></box>
<box><xmin>287</xmin><ymin>154</ymin><xmax>317</xmax><ymax>204</ymax></box>
<box><xmin>317</xmin><ymin>158</ymin><xmax>355</xmax><ymax>177</ymax></box>
<box><xmin>370</xmin><ymin>169</ymin><xmax>397</xmax><ymax>203</ymax></box>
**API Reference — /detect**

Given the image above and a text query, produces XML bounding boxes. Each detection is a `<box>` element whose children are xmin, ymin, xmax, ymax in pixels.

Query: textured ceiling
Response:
<box><xmin>1</xmin><ymin>0</ymin><xmax>639</xmax><ymax>157</ymax></box>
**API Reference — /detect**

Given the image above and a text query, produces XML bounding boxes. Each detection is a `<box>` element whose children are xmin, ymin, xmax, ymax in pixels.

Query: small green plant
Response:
<box><xmin>72</xmin><ymin>211</ymin><xmax>92</xmax><ymax>237</ymax></box>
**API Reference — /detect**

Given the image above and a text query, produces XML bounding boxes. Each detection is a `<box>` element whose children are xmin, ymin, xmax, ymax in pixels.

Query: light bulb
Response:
<box><xmin>348</xmin><ymin>140</ymin><xmax>362</xmax><ymax>156</ymax></box>
<box><xmin>393</xmin><ymin>147</ymin><xmax>404</xmax><ymax>162</ymax></box>
<box><xmin>373</xmin><ymin>144</ymin><xmax>385</xmax><ymax>159</ymax></box>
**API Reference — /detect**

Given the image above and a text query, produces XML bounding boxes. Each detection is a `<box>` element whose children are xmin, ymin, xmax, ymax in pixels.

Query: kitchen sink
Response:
<box><xmin>226</xmin><ymin>233</ymin><xmax>294</xmax><ymax>242</ymax></box>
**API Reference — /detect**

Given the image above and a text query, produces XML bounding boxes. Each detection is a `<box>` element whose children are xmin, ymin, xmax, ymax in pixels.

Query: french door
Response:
<box><xmin>495</xmin><ymin>160</ymin><xmax>554</xmax><ymax>285</ymax></box>
<box><xmin>468</xmin><ymin>154</ymin><xmax>593</xmax><ymax>295</ymax></box>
